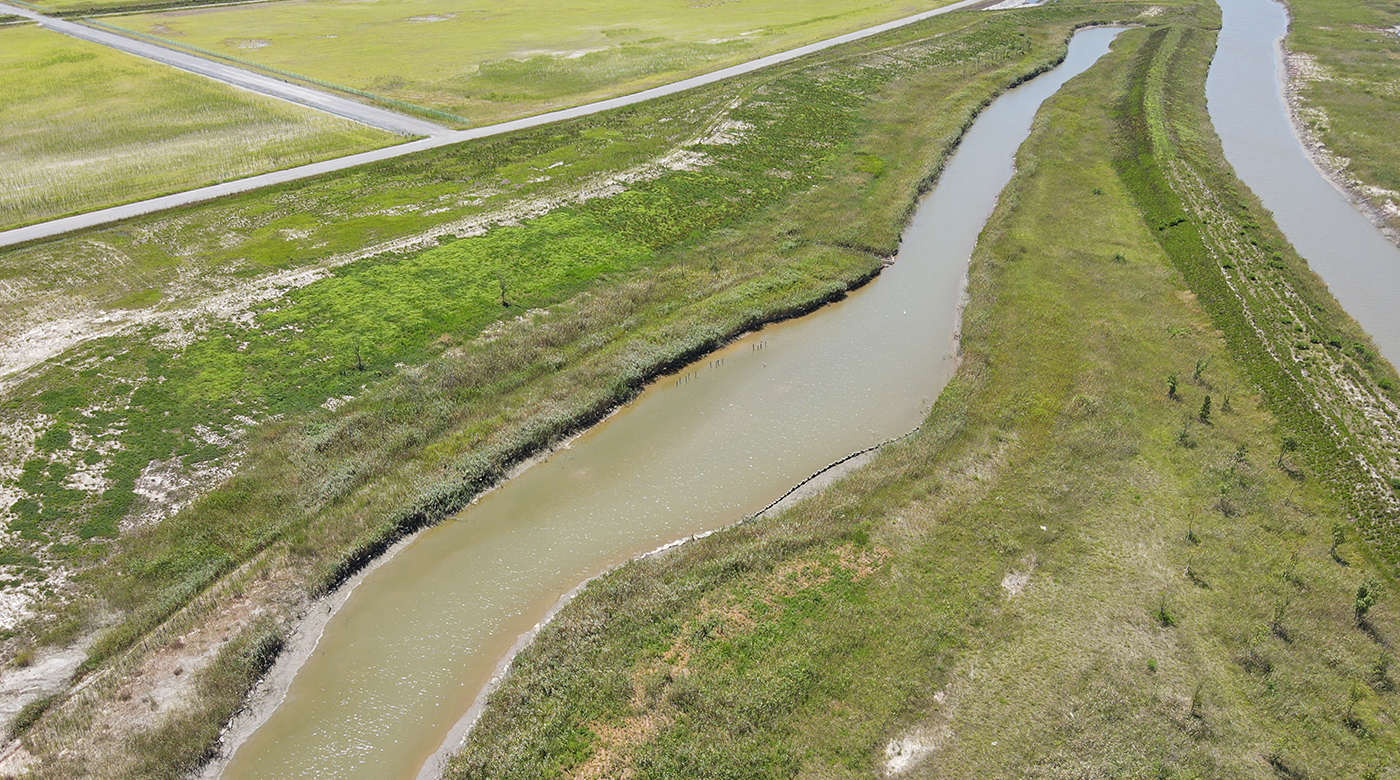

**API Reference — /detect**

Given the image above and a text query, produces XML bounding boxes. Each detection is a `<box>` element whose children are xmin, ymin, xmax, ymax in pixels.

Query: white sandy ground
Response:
<box><xmin>0</xmin><ymin>646</ymin><xmax>86</xmax><ymax>774</ymax></box>
<box><xmin>982</xmin><ymin>0</ymin><xmax>1047</xmax><ymax>10</ymax></box>
<box><xmin>1283</xmin><ymin>49</ymin><xmax>1400</xmax><ymax>245</ymax></box>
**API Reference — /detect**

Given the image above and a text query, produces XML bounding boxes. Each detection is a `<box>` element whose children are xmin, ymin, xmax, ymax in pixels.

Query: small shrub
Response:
<box><xmin>1192</xmin><ymin>357</ymin><xmax>1210</xmax><ymax>384</ymax></box>
<box><xmin>1270</xmin><ymin>597</ymin><xmax>1291</xmax><ymax>641</ymax></box>
<box><xmin>1371</xmin><ymin>653</ymin><xmax>1393</xmax><ymax>692</ymax></box>
<box><xmin>1155</xmin><ymin>597</ymin><xmax>1176</xmax><ymax>627</ymax></box>
<box><xmin>1176</xmin><ymin>418</ymin><xmax>1196</xmax><ymax>449</ymax></box>
<box><xmin>1355</xmin><ymin>578</ymin><xmax>1381</xmax><ymax>626</ymax></box>
<box><xmin>1330</xmin><ymin>522</ymin><xmax>1348</xmax><ymax>565</ymax></box>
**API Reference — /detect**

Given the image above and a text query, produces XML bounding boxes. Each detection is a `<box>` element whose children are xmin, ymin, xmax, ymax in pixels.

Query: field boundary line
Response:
<box><xmin>0</xmin><ymin>0</ymin><xmax>450</xmax><ymax>136</ymax></box>
<box><xmin>0</xmin><ymin>0</ymin><xmax>988</xmax><ymax>249</ymax></box>
<box><xmin>82</xmin><ymin>18</ymin><xmax>469</xmax><ymax>125</ymax></box>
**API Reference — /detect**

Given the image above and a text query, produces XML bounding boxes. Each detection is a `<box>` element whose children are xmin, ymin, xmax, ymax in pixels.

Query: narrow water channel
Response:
<box><xmin>215</xmin><ymin>26</ymin><xmax>1126</xmax><ymax>780</ymax></box>
<box><xmin>1208</xmin><ymin>0</ymin><xmax>1400</xmax><ymax>361</ymax></box>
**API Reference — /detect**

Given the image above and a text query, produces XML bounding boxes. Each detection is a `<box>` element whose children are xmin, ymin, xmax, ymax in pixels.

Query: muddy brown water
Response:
<box><xmin>1208</xmin><ymin>0</ymin><xmax>1400</xmax><ymax>361</ymax></box>
<box><xmin>214</xmin><ymin>26</ymin><xmax>1126</xmax><ymax>780</ymax></box>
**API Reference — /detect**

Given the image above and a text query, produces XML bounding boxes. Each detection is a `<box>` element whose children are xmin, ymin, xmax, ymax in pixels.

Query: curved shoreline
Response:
<box><xmin>415</xmin><ymin>396</ymin><xmax>947</xmax><ymax>780</ymax></box>
<box><xmin>204</xmin><ymin>251</ymin><xmax>972</xmax><ymax>780</ymax></box>
<box><xmin>1277</xmin><ymin>6</ymin><xmax>1400</xmax><ymax>247</ymax></box>
<box><xmin>370</xmin><ymin>26</ymin><xmax>1114</xmax><ymax>780</ymax></box>
<box><xmin>197</xmin><ymin>399</ymin><xmax>633</xmax><ymax>780</ymax></box>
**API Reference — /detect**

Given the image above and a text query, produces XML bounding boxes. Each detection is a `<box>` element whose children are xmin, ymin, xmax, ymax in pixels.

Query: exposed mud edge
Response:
<box><xmin>198</xmin><ymin>388</ymin><xmax>645</xmax><ymax>780</ymax></box>
<box><xmin>0</xmin><ymin>258</ymin><xmax>881</xmax><ymax>778</ymax></box>
<box><xmin>1277</xmin><ymin>6</ymin><xmax>1400</xmax><ymax>247</ymax></box>
<box><xmin>179</xmin><ymin>257</ymin><xmax>884</xmax><ymax>778</ymax></box>
<box><xmin>415</xmin><ymin>272</ymin><xmax>969</xmax><ymax>780</ymax></box>
<box><xmin>416</xmin><ymin>404</ymin><xmax>931</xmax><ymax>780</ymax></box>
<box><xmin>316</xmin><ymin>263</ymin><xmax>885</xmax><ymax>597</ymax></box>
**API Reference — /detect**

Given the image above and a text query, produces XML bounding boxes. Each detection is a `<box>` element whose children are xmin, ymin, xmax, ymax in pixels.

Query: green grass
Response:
<box><xmin>1285</xmin><ymin>0</ymin><xmax>1400</xmax><ymax>235</ymax></box>
<box><xmin>1113</xmin><ymin>20</ymin><xmax>1400</xmax><ymax>561</ymax></box>
<box><xmin>100</xmin><ymin>0</ymin><xmax>963</xmax><ymax>126</ymax></box>
<box><xmin>0</xmin><ymin>24</ymin><xmax>396</xmax><ymax>230</ymax></box>
<box><xmin>4</xmin><ymin>6</ymin><xmax>1177</xmax><ymax>777</ymax></box>
<box><xmin>451</xmin><ymin>14</ymin><xmax>1400</xmax><ymax>777</ymax></box>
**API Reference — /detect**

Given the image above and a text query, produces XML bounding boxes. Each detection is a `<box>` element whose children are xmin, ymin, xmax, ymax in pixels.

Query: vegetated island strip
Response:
<box><xmin>2</xmin><ymin>6</ymin><xmax>1157</xmax><ymax>778</ymax></box>
<box><xmin>450</xmin><ymin>8</ymin><xmax>1400</xmax><ymax>779</ymax></box>
<box><xmin>0</xmin><ymin>0</ymin><xmax>993</xmax><ymax>249</ymax></box>
<box><xmin>1285</xmin><ymin>0</ymin><xmax>1400</xmax><ymax>243</ymax></box>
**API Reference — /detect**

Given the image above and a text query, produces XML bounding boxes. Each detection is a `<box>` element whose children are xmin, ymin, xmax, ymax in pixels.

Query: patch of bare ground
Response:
<box><xmin>17</xmin><ymin>551</ymin><xmax>301</xmax><ymax>779</ymax></box>
<box><xmin>883</xmin><ymin>710</ymin><xmax>954</xmax><ymax>775</ymax></box>
<box><xmin>1283</xmin><ymin>47</ymin><xmax>1400</xmax><ymax>244</ymax></box>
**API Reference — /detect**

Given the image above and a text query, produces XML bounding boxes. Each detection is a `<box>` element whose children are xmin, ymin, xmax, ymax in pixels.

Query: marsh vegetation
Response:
<box><xmin>453</xmin><ymin>9</ymin><xmax>1400</xmax><ymax>776</ymax></box>
<box><xmin>0</xmin><ymin>0</ymin><xmax>1397</xmax><ymax>776</ymax></box>
<box><xmin>0</xmin><ymin>6</ymin><xmax>1149</xmax><ymax>776</ymax></box>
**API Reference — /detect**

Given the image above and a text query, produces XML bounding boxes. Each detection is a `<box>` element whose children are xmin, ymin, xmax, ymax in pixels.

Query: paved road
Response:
<box><xmin>0</xmin><ymin>0</ymin><xmax>987</xmax><ymax>250</ymax></box>
<box><xmin>2</xmin><ymin>2</ymin><xmax>449</xmax><ymax>137</ymax></box>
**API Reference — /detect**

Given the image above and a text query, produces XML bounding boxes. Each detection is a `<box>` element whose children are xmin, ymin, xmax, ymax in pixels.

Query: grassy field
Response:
<box><xmin>452</xmin><ymin>15</ymin><xmax>1400</xmax><ymax>777</ymax></box>
<box><xmin>0</xmin><ymin>5</ymin><xmax>1174</xmax><ymax>776</ymax></box>
<box><xmin>0</xmin><ymin>24</ymin><xmax>395</xmax><ymax>231</ymax></box>
<box><xmin>1285</xmin><ymin>0</ymin><xmax>1400</xmax><ymax>237</ymax></box>
<box><xmin>101</xmin><ymin>0</ymin><xmax>961</xmax><ymax>126</ymax></box>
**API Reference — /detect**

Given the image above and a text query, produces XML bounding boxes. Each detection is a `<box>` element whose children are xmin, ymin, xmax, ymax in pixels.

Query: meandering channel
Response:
<box><xmin>1208</xmin><ymin>0</ymin><xmax>1400</xmax><ymax>361</ymax></box>
<box><xmin>211</xmin><ymin>26</ymin><xmax>1127</xmax><ymax>780</ymax></box>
